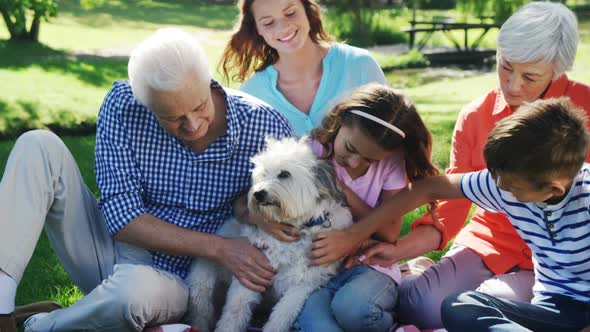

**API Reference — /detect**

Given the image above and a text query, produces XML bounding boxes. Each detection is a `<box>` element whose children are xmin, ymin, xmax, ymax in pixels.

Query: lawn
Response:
<box><xmin>0</xmin><ymin>0</ymin><xmax>513</xmax><ymax>138</ymax></box>
<box><xmin>1</xmin><ymin>0</ymin><xmax>589</xmax><ymax>314</ymax></box>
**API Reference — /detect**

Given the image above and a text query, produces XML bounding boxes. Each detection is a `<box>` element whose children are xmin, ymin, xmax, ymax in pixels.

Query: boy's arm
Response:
<box><xmin>312</xmin><ymin>174</ymin><xmax>465</xmax><ymax>265</ymax></box>
<box><xmin>410</xmin><ymin>115</ymin><xmax>480</xmax><ymax>252</ymax></box>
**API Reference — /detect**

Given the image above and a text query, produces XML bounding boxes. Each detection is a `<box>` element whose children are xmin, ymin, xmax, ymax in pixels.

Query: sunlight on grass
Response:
<box><xmin>0</xmin><ymin>0</ymin><xmax>236</xmax><ymax>52</ymax></box>
<box><xmin>0</xmin><ymin>60</ymin><xmax>124</xmax><ymax>137</ymax></box>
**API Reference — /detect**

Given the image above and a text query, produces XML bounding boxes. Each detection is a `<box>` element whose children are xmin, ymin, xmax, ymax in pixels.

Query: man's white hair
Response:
<box><xmin>497</xmin><ymin>1</ymin><xmax>578</xmax><ymax>78</ymax></box>
<box><xmin>128</xmin><ymin>27</ymin><xmax>211</xmax><ymax>107</ymax></box>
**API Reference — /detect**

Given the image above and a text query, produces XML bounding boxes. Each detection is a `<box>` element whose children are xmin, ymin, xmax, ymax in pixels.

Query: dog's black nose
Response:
<box><xmin>253</xmin><ymin>190</ymin><xmax>268</xmax><ymax>202</ymax></box>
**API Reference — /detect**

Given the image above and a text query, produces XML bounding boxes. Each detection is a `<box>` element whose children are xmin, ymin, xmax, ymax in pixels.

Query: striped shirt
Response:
<box><xmin>461</xmin><ymin>165</ymin><xmax>590</xmax><ymax>303</ymax></box>
<box><xmin>95</xmin><ymin>80</ymin><xmax>293</xmax><ymax>278</ymax></box>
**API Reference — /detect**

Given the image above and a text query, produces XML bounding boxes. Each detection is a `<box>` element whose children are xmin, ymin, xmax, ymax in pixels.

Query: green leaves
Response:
<box><xmin>80</xmin><ymin>0</ymin><xmax>103</xmax><ymax>10</ymax></box>
<box><xmin>0</xmin><ymin>0</ymin><xmax>99</xmax><ymax>41</ymax></box>
<box><xmin>456</xmin><ymin>0</ymin><xmax>529</xmax><ymax>23</ymax></box>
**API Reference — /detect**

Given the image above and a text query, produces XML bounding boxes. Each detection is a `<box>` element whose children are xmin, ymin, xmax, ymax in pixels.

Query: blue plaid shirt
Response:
<box><xmin>95</xmin><ymin>80</ymin><xmax>293</xmax><ymax>278</ymax></box>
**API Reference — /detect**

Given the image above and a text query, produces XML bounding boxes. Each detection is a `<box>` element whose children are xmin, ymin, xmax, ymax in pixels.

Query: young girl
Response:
<box><xmin>220</xmin><ymin>0</ymin><xmax>386</xmax><ymax>136</ymax></box>
<box><xmin>294</xmin><ymin>83</ymin><xmax>439</xmax><ymax>332</ymax></box>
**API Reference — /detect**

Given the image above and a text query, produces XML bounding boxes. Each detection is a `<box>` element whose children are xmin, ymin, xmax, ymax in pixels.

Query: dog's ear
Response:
<box><xmin>313</xmin><ymin>159</ymin><xmax>346</xmax><ymax>204</ymax></box>
<box><xmin>264</xmin><ymin>136</ymin><xmax>278</xmax><ymax>149</ymax></box>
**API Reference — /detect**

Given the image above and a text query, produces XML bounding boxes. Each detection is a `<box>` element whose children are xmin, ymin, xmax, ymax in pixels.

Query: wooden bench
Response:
<box><xmin>403</xmin><ymin>20</ymin><xmax>502</xmax><ymax>52</ymax></box>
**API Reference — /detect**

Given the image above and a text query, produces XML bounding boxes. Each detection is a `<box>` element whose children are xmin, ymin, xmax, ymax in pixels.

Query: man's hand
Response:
<box><xmin>234</xmin><ymin>193</ymin><xmax>299</xmax><ymax>242</ymax></box>
<box><xmin>256</xmin><ymin>220</ymin><xmax>300</xmax><ymax>242</ymax></box>
<box><xmin>311</xmin><ymin>229</ymin><xmax>362</xmax><ymax>265</ymax></box>
<box><xmin>217</xmin><ymin>237</ymin><xmax>275</xmax><ymax>292</ymax></box>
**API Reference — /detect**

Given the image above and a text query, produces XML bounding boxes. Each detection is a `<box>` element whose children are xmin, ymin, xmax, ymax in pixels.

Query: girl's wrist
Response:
<box><xmin>347</xmin><ymin>225</ymin><xmax>367</xmax><ymax>245</ymax></box>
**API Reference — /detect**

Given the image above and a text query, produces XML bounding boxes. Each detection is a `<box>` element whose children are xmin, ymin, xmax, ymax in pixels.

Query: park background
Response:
<box><xmin>0</xmin><ymin>0</ymin><xmax>589</xmax><ymax>312</ymax></box>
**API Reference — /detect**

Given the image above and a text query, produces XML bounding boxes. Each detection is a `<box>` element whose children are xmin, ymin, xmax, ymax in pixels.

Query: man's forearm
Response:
<box><xmin>113</xmin><ymin>214</ymin><xmax>224</xmax><ymax>260</ymax></box>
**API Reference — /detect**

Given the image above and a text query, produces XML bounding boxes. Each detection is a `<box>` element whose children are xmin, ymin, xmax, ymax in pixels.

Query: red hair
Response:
<box><xmin>219</xmin><ymin>0</ymin><xmax>334</xmax><ymax>83</ymax></box>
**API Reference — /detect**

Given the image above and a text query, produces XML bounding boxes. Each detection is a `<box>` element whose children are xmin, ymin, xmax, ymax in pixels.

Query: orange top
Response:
<box><xmin>412</xmin><ymin>75</ymin><xmax>590</xmax><ymax>274</ymax></box>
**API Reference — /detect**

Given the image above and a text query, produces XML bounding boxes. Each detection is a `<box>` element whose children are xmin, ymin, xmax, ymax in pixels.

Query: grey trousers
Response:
<box><xmin>397</xmin><ymin>245</ymin><xmax>534</xmax><ymax>329</ymax></box>
<box><xmin>0</xmin><ymin>130</ymin><xmax>188</xmax><ymax>331</ymax></box>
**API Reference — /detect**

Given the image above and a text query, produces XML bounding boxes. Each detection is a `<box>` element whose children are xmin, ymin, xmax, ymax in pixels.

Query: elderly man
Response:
<box><xmin>0</xmin><ymin>28</ymin><xmax>292</xmax><ymax>331</ymax></box>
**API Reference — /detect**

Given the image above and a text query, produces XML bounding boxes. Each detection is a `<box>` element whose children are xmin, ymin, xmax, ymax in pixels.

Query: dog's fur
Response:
<box><xmin>185</xmin><ymin>137</ymin><xmax>353</xmax><ymax>332</ymax></box>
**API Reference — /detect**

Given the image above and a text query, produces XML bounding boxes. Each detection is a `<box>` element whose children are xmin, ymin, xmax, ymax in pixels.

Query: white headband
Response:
<box><xmin>349</xmin><ymin>110</ymin><xmax>406</xmax><ymax>138</ymax></box>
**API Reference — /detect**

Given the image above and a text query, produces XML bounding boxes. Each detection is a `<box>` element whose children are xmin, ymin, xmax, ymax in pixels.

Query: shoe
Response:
<box><xmin>23</xmin><ymin>312</ymin><xmax>49</xmax><ymax>332</ymax></box>
<box><xmin>14</xmin><ymin>301</ymin><xmax>61</xmax><ymax>323</ymax></box>
<box><xmin>0</xmin><ymin>313</ymin><xmax>17</xmax><ymax>332</ymax></box>
<box><xmin>400</xmin><ymin>256</ymin><xmax>435</xmax><ymax>276</ymax></box>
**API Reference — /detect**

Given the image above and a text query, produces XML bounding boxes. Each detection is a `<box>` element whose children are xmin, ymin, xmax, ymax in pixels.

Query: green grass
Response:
<box><xmin>0</xmin><ymin>55</ymin><xmax>127</xmax><ymax>138</ymax></box>
<box><xmin>373</xmin><ymin>50</ymin><xmax>429</xmax><ymax>70</ymax></box>
<box><xmin>2</xmin><ymin>1</ymin><xmax>583</xmax><ymax>138</ymax></box>
<box><xmin>0</xmin><ymin>0</ymin><xmax>236</xmax><ymax>138</ymax></box>
<box><xmin>0</xmin><ymin>0</ymin><xmax>235</xmax><ymax>52</ymax></box>
<box><xmin>324</xmin><ymin>6</ymin><xmax>502</xmax><ymax>48</ymax></box>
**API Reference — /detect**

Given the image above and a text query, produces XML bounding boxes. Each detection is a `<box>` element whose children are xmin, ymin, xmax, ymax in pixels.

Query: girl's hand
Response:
<box><xmin>343</xmin><ymin>239</ymin><xmax>381</xmax><ymax>268</ymax></box>
<box><xmin>354</xmin><ymin>240</ymin><xmax>399</xmax><ymax>267</ymax></box>
<box><xmin>311</xmin><ymin>229</ymin><xmax>362</xmax><ymax>265</ymax></box>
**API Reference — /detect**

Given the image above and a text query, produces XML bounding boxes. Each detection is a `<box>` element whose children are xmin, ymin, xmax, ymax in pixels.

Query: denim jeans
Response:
<box><xmin>441</xmin><ymin>291</ymin><xmax>590</xmax><ymax>332</ymax></box>
<box><xmin>293</xmin><ymin>264</ymin><xmax>398</xmax><ymax>332</ymax></box>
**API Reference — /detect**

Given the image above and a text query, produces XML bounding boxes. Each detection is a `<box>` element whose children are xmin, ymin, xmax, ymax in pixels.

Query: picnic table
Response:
<box><xmin>403</xmin><ymin>19</ymin><xmax>502</xmax><ymax>52</ymax></box>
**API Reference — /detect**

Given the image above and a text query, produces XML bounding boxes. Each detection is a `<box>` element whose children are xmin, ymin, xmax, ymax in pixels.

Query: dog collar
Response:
<box><xmin>303</xmin><ymin>212</ymin><xmax>332</xmax><ymax>229</ymax></box>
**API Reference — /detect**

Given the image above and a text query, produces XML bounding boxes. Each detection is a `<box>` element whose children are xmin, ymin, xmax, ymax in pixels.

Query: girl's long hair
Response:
<box><xmin>220</xmin><ymin>0</ymin><xmax>334</xmax><ymax>83</ymax></box>
<box><xmin>312</xmin><ymin>83</ymin><xmax>440</xmax><ymax>216</ymax></box>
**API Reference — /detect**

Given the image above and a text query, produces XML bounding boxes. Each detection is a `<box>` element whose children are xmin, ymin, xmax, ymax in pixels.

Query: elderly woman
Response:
<box><xmin>346</xmin><ymin>2</ymin><xmax>590</xmax><ymax>329</ymax></box>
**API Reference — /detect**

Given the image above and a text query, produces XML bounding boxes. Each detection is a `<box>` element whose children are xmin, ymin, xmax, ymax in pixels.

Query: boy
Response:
<box><xmin>349</xmin><ymin>97</ymin><xmax>590</xmax><ymax>331</ymax></box>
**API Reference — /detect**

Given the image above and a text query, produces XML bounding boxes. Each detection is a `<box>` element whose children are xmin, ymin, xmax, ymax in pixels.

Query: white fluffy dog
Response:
<box><xmin>185</xmin><ymin>137</ymin><xmax>353</xmax><ymax>332</ymax></box>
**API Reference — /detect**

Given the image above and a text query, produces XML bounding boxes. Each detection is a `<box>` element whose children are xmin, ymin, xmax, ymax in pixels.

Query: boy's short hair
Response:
<box><xmin>484</xmin><ymin>98</ymin><xmax>589</xmax><ymax>186</ymax></box>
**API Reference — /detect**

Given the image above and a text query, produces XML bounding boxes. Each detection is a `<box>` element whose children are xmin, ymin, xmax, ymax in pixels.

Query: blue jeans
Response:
<box><xmin>293</xmin><ymin>264</ymin><xmax>398</xmax><ymax>332</ymax></box>
<box><xmin>441</xmin><ymin>291</ymin><xmax>590</xmax><ymax>332</ymax></box>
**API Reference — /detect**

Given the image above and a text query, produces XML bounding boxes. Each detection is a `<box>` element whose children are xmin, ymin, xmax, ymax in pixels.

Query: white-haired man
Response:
<box><xmin>0</xmin><ymin>28</ymin><xmax>293</xmax><ymax>331</ymax></box>
<box><xmin>347</xmin><ymin>2</ymin><xmax>590</xmax><ymax>329</ymax></box>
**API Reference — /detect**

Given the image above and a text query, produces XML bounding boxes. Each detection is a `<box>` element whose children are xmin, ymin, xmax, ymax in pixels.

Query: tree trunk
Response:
<box><xmin>0</xmin><ymin>7</ymin><xmax>18</xmax><ymax>40</ymax></box>
<box><xmin>29</xmin><ymin>14</ymin><xmax>40</xmax><ymax>41</ymax></box>
<box><xmin>5</xmin><ymin>11</ymin><xmax>28</xmax><ymax>40</ymax></box>
<box><xmin>0</xmin><ymin>5</ymin><xmax>38</xmax><ymax>41</ymax></box>
<box><xmin>352</xmin><ymin>0</ymin><xmax>365</xmax><ymax>41</ymax></box>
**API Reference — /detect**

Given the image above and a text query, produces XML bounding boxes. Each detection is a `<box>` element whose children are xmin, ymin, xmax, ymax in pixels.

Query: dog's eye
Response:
<box><xmin>277</xmin><ymin>170</ymin><xmax>291</xmax><ymax>179</ymax></box>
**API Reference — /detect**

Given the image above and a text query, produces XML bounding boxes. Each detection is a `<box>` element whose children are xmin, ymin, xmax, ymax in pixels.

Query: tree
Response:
<box><xmin>456</xmin><ymin>0</ymin><xmax>529</xmax><ymax>22</ymax></box>
<box><xmin>0</xmin><ymin>0</ymin><xmax>99</xmax><ymax>42</ymax></box>
<box><xmin>329</xmin><ymin>0</ymin><xmax>379</xmax><ymax>45</ymax></box>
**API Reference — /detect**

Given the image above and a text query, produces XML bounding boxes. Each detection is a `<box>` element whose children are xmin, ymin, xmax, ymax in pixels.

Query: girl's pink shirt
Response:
<box><xmin>309</xmin><ymin>139</ymin><xmax>407</xmax><ymax>283</ymax></box>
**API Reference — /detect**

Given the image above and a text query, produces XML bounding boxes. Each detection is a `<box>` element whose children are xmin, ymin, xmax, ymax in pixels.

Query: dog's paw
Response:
<box><xmin>252</xmin><ymin>239</ymin><xmax>268</xmax><ymax>250</ymax></box>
